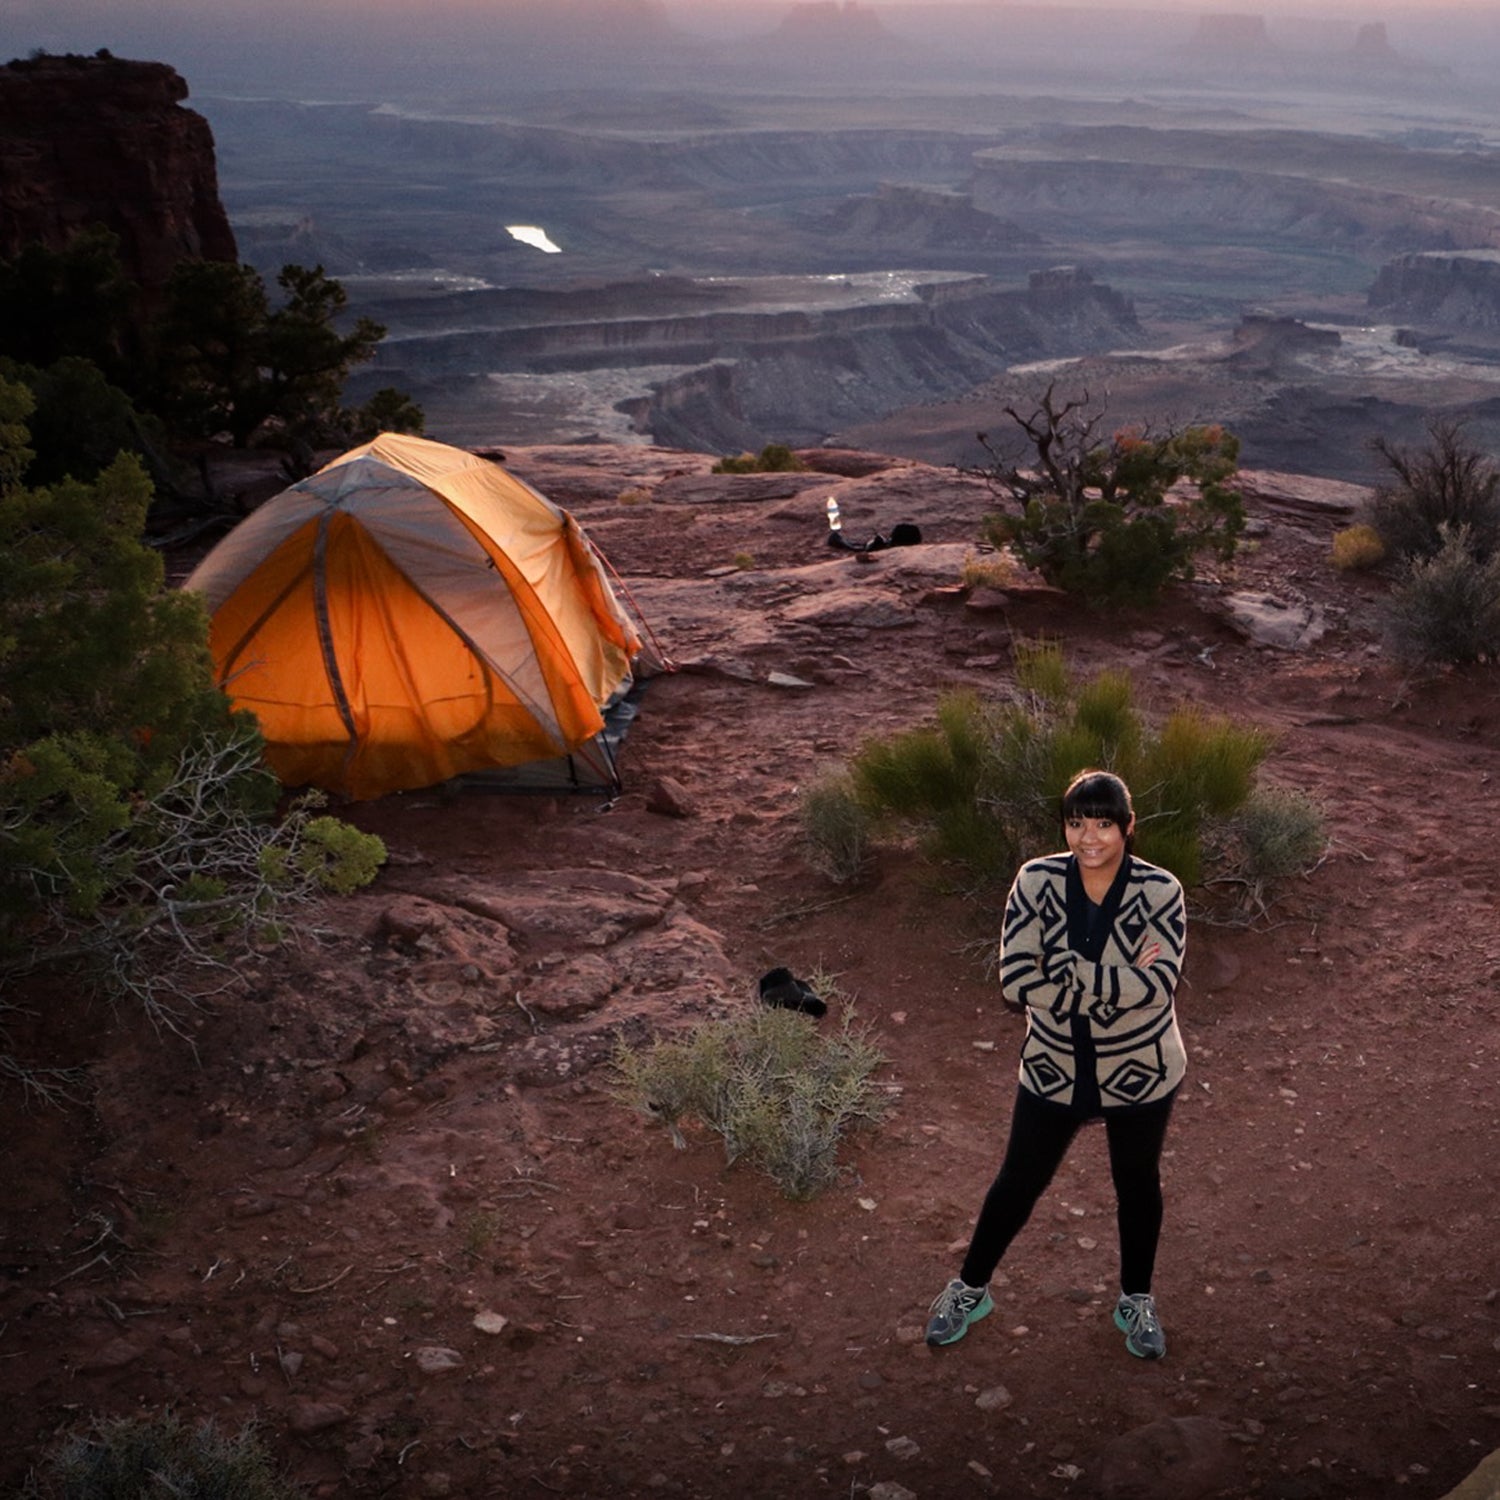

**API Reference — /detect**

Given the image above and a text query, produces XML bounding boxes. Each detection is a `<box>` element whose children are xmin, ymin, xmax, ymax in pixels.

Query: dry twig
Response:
<box><xmin>288</xmin><ymin>1265</ymin><xmax>352</xmax><ymax>1295</ymax></box>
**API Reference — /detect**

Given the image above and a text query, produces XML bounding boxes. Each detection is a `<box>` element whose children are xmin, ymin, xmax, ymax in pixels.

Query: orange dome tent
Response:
<box><xmin>184</xmin><ymin>433</ymin><xmax>651</xmax><ymax>800</ymax></box>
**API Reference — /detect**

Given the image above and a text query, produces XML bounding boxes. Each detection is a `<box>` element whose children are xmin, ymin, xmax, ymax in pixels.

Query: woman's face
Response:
<box><xmin>1064</xmin><ymin>813</ymin><xmax>1132</xmax><ymax>879</ymax></box>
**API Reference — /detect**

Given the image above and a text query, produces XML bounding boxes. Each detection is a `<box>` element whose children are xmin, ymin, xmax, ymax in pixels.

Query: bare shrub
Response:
<box><xmin>970</xmin><ymin>384</ymin><xmax>1244</xmax><ymax>606</ymax></box>
<box><xmin>1369</xmin><ymin>419</ymin><xmax>1500</xmax><ymax>564</ymax></box>
<box><xmin>712</xmin><ymin>443</ymin><xmax>806</xmax><ymax>474</ymax></box>
<box><xmin>959</xmin><ymin>548</ymin><xmax>1019</xmax><ymax>591</ymax></box>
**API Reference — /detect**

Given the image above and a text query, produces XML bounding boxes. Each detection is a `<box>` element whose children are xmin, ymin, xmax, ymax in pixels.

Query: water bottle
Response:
<box><xmin>825</xmin><ymin>496</ymin><xmax>841</xmax><ymax>532</ymax></box>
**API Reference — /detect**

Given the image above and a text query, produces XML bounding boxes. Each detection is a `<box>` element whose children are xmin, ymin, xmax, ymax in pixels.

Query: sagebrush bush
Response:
<box><xmin>800</xmin><ymin>772</ymin><xmax>871</xmax><ymax>883</ymax></box>
<box><xmin>1384</xmin><ymin>524</ymin><xmax>1500</xmax><ymax>664</ymax></box>
<box><xmin>1013</xmin><ymin>636</ymin><xmax>1071</xmax><ymax>704</ymax></box>
<box><xmin>850</xmin><ymin>643</ymin><xmax>1277</xmax><ymax>892</ymax></box>
<box><xmin>851</xmin><ymin>714</ymin><xmax>978</xmax><ymax>819</ymax></box>
<box><xmin>612</xmin><ymin>1004</ymin><xmax>889</xmax><ymax>1199</ymax></box>
<box><xmin>22</xmin><ymin>1411</ymin><xmax>304</xmax><ymax>1500</ymax></box>
<box><xmin>1230</xmin><ymin>785</ymin><xmax>1327</xmax><ymax>888</ymax></box>
<box><xmin>1368</xmin><ymin>420</ymin><xmax>1500</xmax><ymax>564</ymax></box>
<box><xmin>1331</xmin><ymin>523</ymin><xmax>1386</xmax><ymax>571</ymax></box>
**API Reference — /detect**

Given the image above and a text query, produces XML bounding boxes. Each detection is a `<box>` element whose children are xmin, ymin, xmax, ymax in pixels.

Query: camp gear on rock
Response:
<box><xmin>758</xmin><ymin>967</ymin><xmax>828</xmax><ymax>1017</ymax></box>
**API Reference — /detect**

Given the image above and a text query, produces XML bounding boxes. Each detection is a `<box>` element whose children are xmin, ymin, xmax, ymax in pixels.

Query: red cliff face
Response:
<box><xmin>0</xmin><ymin>52</ymin><xmax>237</xmax><ymax>294</ymax></box>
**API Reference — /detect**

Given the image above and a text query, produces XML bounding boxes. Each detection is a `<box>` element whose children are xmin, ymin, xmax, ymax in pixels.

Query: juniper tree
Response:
<box><xmin>973</xmin><ymin>383</ymin><xmax>1244</xmax><ymax>606</ymax></box>
<box><xmin>0</xmin><ymin>374</ymin><xmax>384</xmax><ymax>1046</ymax></box>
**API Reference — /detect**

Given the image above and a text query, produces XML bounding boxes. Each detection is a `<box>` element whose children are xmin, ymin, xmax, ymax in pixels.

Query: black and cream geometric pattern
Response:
<box><xmin>998</xmin><ymin>855</ymin><xmax>1187</xmax><ymax>1111</ymax></box>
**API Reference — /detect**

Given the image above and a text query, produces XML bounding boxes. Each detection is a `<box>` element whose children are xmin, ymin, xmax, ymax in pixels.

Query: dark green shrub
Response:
<box><xmin>22</xmin><ymin>1410</ymin><xmax>305</xmax><ymax>1500</ymax></box>
<box><xmin>972</xmin><ymin>385</ymin><xmax>1243</xmax><ymax>606</ymax></box>
<box><xmin>293</xmin><ymin>814</ymin><xmax>389</xmax><ymax>895</ymax></box>
<box><xmin>0</xmin><ymin>231</ymin><xmax>422</xmax><ymax>493</ymax></box>
<box><xmin>712</xmin><ymin>443</ymin><xmax>807</xmax><ymax>474</ymax></box>
<box><xmin>1</xmin><ymin>355</ymin><xmax>155</xmax><ymax>489</ymax></box>
<box><xmin>1384</xmin><ymin>523</ymin><xmax>1500</xmax><ymax>664</ymax></box>
<box><xmin>0</xmin><ymin>383</ymin><xmax>385</xmax><ymax>1041</ymax></box>
<box><xmin>1369</xmin><ymin>420</ymin><xmax>1500</xmax><ymax>564</ymax></box>
<box><xmin>850</xmin><ymin>643</ymin><xmax>1275</xmax><ymax>891</ymax></box>
<box><xmin>0</xmin><ymin>227</ymin><xmax>139</xmax><ymax>389</ymax></box>
<box><xmin>613</xmin><ymin>1003</ymin><xmax>889</xmax><ymax>1200</ymax></box>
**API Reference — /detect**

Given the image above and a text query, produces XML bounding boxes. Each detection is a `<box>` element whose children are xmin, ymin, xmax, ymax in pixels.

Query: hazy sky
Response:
<box><xmin>6</xmin><ymin>0</ymin><xmax>1498</xmax><ymax>87</ymax></box>
<box><xmin>10</xmin><ymin>0</ymin><xmax>1500</xmax><ymax>15</ymax></box>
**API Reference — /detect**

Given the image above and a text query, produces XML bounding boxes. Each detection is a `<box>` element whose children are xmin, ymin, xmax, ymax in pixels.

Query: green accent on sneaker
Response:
<box><xmin>1114</xmin><ymin>1292</ymin><xmax>1166</xmax><ymax>1360</ymax></box>
<box><xmin>925</xmin><ymin>1278</ymin><xmax>994</xmax><ymax>1347</ymax></box>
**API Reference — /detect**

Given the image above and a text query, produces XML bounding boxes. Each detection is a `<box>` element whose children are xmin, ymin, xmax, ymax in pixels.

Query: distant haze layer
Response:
<box><xmin>5</xmin><ymin>0</ymin><xmax>1499</xmax><ymax>92</ymax></box>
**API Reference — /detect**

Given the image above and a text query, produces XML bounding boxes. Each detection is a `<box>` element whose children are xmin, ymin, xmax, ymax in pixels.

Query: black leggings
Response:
<box><xmin>960</xmin><ymin>1086</ymin><xmax>1175</xmax><ymax>1295</ymax></box>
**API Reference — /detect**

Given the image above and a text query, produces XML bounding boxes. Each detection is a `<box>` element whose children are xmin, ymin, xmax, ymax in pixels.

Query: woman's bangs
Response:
<box><xmin>1064</xmin><ymin>792</ymin><xmax>1128</xmax><ymax>824</ymax></box>
<box><xmin>1061</xmin><ymin>772</ymin><xmax>1132</xmax><ymax>825</ymax></box>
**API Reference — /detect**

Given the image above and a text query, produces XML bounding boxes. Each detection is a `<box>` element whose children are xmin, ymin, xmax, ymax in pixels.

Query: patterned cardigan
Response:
<box><xmin>999</xmin><ymin>853</ymin><xmax>1187</xmax><ymax>1111</ymax></box>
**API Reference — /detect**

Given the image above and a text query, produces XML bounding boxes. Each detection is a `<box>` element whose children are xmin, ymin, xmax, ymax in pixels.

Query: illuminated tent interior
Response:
<box><xmin>185</xmin><ymin>433</ymin><xmax>655</xmax><ymax>800</ymax></box>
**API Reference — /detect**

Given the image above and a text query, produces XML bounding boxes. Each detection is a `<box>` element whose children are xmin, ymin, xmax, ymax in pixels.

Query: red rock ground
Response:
<box><xmin>3</xmin><ymin>446</ymin><xmax>1499</xmax><ymax>1500</ymax></box>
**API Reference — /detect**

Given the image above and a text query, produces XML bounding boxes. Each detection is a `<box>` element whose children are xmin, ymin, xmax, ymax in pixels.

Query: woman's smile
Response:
<box><xmin>1065</xmin><ymin>814</ymin><xmax>1130</xmax><ymax>875</ymax></box>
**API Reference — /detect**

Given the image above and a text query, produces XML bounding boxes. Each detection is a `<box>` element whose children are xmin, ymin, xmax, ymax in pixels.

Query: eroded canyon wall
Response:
<box><xmin>1369</xmin><ymin>251</ymin><xmax>1500</xmax><ymax>328</ymax></box>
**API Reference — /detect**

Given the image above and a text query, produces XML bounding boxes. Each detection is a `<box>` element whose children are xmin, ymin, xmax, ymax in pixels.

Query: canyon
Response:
<box><xmin>193</xmin><ymin>58</ymin><xmax>1500</xmax><ymax>477</ymax></box>
<box><xmin>8</xmin><ymin>18</ymin><xmax>1500</xmax><ymax>475</ymax></box>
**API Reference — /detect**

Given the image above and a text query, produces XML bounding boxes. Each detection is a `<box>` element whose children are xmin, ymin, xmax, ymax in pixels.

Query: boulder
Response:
<box><xmin>1220</xmin><ymin>591</ymin><xmax>1327</xmax><ymax>651</ymax></box>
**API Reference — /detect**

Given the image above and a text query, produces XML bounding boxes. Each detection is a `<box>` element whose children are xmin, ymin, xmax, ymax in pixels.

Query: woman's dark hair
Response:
<box><xmin>1060</xmin><ymin>768</ymin><xmax>1135</xmax><ymax>851</ymax></box>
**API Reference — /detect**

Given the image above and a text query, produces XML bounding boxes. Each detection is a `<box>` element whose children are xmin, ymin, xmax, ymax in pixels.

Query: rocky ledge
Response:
<box><xmin>0</xmin><ymin>52</ymin><xmax>236</xmax><ymax>295</ymax></box>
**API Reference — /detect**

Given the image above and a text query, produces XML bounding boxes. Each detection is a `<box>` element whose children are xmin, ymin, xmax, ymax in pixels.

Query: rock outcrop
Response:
<box><xmin>776</xmin><ymin>2</ymin><xmax>888</xmax><ymax>44</ymax></box>
<box><xmin>1227</xmin><ymin>315</ymin><xmax>1341</xmax><ymax>376</ymax></box>
<box><xmin>1368</xmin><ymin>250</ymin><xmax>1500</xmax><ymax>329</ymax></box>
<box><xmin>736</xmin><ymin>0</ymin><xmax>912</xmax><ymax>72</ymax></box>
<box><xmin>1177</xmin><ymin>11</ymin><xmax>1445</xmax><ymax>83</ymax></box>
<box><xmin>1352</xmin><ymin>22</ymin><xmax>1399</xmax><ymax>66</ymax></box>
<box><xmin>0</xmin><ymin>52</ymin><xmax>236</xmax><ymax>295</ymax></box>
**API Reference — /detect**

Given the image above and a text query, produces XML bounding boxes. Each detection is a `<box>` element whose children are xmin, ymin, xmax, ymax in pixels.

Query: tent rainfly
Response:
<box><xmin>184</xmin><ymin>432</ymin><xmax>652</xmax><ymax>801</ymax></box>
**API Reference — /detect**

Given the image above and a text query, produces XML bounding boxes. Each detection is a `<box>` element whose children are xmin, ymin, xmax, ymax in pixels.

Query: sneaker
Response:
<box><xmin>1114</xmin><ymin>1292</ymin><xmax>1166</xmax><ymax>1360</ymax></box>
<box><xmin>925</xmin><ymin>1278</ymin><xmax>994</xmax><ymax>1347</ymax></box>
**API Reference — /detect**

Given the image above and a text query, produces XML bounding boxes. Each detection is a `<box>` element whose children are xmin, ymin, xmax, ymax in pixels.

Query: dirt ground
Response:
<box><xmin>3</xmin><ymin>446</ymin><xmax>1500</xmax><ymax>1500</ymax></box>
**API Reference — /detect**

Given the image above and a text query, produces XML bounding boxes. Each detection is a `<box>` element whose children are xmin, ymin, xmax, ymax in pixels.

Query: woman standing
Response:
<box><xmin>924</xmin><ymin>769</ymin><xmax>1187</xmax><ymax>1359</ymax></box>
